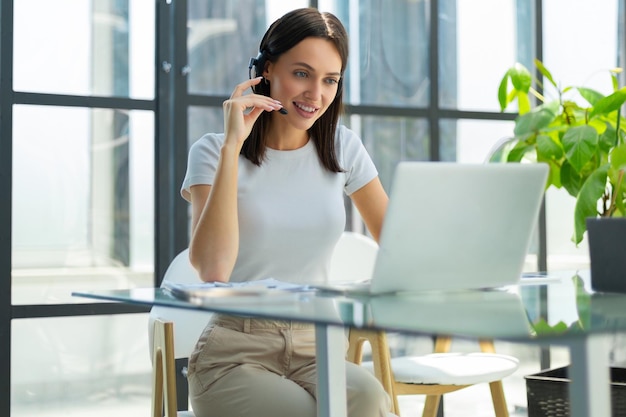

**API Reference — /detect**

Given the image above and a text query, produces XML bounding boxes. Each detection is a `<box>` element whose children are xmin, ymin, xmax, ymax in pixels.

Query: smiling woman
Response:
<box><xmin>263</xmin><ymin>38</ymin><xmax>343</xmax><ymax>143</ymax></box>
<box><xmin>182</xmin><ymin>7</ymin><xmax>391</xmax><ymax>417</ymax></box>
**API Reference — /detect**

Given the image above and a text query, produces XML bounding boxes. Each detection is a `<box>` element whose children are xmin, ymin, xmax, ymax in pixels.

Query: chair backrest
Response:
<box><xmin>148</xmin><ymin>248</ymin><xmax>213</xmax><ymax>360</ymax></box>
<box><xmin>485</xmin><ymin>136</ymin><xmax>518</xmax><ymax>163</ymax></box>
<box><xmin>328</xmin><ymin>231</ymin><xmax>378</xmax><ymax>283</ymax></box>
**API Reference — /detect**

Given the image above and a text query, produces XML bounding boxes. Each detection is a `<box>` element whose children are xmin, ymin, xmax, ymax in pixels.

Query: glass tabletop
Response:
<box><xmin>72</xmin><ymin>270</ymin><xmax>626</xmax><ymax>342</ymax></box>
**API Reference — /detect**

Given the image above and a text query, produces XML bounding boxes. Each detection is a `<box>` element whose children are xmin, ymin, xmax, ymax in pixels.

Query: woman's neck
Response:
<box><xmin>265</xmin><ymin>123</ymin><xmax>309</xmax><ymax>150</ymax></box>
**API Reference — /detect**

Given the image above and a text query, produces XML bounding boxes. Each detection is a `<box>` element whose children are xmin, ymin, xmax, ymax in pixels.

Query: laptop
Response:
<box><xmin>319</xmin><ymin>161</ymin><xmax>549</xmax><ymax>294</ymax></box>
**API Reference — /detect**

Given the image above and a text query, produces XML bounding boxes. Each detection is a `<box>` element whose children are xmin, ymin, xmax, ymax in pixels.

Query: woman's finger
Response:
<box><xmin>225</xmin><ymin>95</ymin><xmax>284</xmax><ymax>114</ymax></box>
<box><xmin>230</xmin><ymin>77</ymin><xmax>263</xmax><ymax>99</ymax></box>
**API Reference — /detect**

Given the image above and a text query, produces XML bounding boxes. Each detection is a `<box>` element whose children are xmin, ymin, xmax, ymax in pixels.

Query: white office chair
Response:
<box><xmin>149</xmin><ymin>248</ymin><xmax>208</xmax><ymax>417</ymax></box>
<box><xmin>329</xmin><ymin>231</ymin><xmax>379</xmax><ymax>282</ymax></box>
<box><xmin>335</xmin><ymin>232</ymin><xmax>519</xmax><ymax>417</ymax></box>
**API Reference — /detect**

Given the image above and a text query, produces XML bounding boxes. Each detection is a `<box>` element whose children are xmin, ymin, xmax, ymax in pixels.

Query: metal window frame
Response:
<box><xmin>0</xmin><ymin>0</ymin><xmax>167</xmax><ymax>413</ymax></box>
<box><xmin>0</xmin><ymin>1</ymin><xmax>15</xmax><ymax>415</ymax></box>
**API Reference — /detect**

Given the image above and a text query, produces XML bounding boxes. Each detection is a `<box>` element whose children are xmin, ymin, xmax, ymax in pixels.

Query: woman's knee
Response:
<box><xmin>190</xmin><ymin>363</ymin><xmax>317</xmax><ymax>417</ymax></box>
<box><xmin>345</xmin><ymin>363</ymin><xmax>392</xmax><ymax>417</ymax></box>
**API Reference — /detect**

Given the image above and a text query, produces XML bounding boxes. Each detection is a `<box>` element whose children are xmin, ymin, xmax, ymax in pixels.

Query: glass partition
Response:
<box><xmin>343</xmin><ymin>115</ymin><xmax>430</xmax><ymax>191</ymax></box>
<box><xmin>13</xmin><ymin>0</ymin><xmax>155</xmax><ymax>99</ymax></box>
<box><xmin>12</xmin><ymin>105</ymin><xmax>154</xmax><ymax>304</ymax></box>
<box><xmin>449</xmin><ymin>0</ymin><xmax>521</xmax><ymax>111</ymax></box>
<box><xmin>322</xmin><ymin>0</ymin><xmax>430</xmax><ymax>108</ymax></box>
<box><xmin>187</xmin><ymin>0</ymin><xmax>308</xmax><ymax>96</ymax></box>
<box><xmin>446</xmin><ymin>119</ymin><xmax>515</xmax><ymax>163</ymax></box>
<box><xmin>11</xmin><ymin>314</ymin><xmax>151</xmax><ymax>417</ymax></box>
<box><xmin>188</xmin><ymin>106</ymin><xmax>224</xmax><ymax>148</ymax></box>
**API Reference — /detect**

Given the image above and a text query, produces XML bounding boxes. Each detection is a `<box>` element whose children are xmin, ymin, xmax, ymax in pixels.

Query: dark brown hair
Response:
<box><xmin>242</xmin><ymin>8</ymin><xmax>348</xmax><ymax>172</ymax></box>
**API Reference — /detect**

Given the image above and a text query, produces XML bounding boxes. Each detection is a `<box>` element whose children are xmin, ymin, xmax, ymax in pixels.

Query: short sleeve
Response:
<box><xmin>336</xmin><ymin>125</ymin><xmax>378</xmax><ymax>195</ymax></box>
<box><xmin>180</xmin><ymin>133</ymin><xmax>224</xmax><ymax>202</ymax></box>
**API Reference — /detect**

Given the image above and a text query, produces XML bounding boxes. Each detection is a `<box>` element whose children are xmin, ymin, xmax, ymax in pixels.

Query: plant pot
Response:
<box><xmin>587</xmin><ymin>217</ymin><xmax>626</xmax><ymax>293</ymax></box>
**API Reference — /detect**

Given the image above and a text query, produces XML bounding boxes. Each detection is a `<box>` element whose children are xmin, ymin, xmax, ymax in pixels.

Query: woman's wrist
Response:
<box><xmin>220</xmin><ymin>140</ymin><xmax>242</xmax><ymax>158</ymax></box>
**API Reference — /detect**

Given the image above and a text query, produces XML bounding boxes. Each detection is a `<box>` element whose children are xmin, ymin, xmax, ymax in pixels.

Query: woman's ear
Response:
<box><xmin>262</xmin><ymin>61</ymin><xmax>274</xmax><ymax>80</ymax></box>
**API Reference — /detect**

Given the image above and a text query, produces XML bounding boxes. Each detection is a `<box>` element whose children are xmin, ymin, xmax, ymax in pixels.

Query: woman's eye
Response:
<box><xmin>294</xmin><ymin>71</ymin><xmax>307</xmax><ymax>78</ymax></box>
<box><xmin>325</xmin><ymin>78</ymin><xmax>340</xmax><ymax>85</ymax></box>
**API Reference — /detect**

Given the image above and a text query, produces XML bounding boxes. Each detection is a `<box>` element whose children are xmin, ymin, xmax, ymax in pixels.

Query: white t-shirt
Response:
<box><xmin>181</xmin><ymin>125</ymin><xmax>378</xmax><ymax>285</ymax></box>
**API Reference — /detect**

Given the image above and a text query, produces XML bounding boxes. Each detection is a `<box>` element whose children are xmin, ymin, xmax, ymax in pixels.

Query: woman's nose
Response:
<box><xmin>305</xmin><ymin>80</ymin><xmax>323</xmax><ymax>100</ymax></box>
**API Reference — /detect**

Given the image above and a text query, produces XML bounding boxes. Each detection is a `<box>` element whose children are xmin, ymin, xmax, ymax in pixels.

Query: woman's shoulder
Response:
<box><xmin>334</xmin><ymin>124</ymin><xmax>366</xmax><ymax>157</ymax></box>
<box><xmin>188</xmin><ymin>132</ymin><xmax>225</xmax><ymax>165</ymax></box>
<box><xmin>190</xmin><ymin>132</ymin><xmax>225</xmax><ymax>154</ymax></box>
<box><xmin>334</xmin><ymin>124</ymin><xmax>360</xmax><ymax>144</ymax></box>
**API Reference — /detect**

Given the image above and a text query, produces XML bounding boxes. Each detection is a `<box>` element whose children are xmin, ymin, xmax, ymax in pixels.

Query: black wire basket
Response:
<box><xmin>525</xmin><ymin>366</ymin><xmax>626</xmax><ymax>417</ymax></box>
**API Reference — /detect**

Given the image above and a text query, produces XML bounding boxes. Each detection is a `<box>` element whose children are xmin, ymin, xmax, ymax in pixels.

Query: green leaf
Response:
<box><xmin>514</xmin><ymin>101</ymin><xmax>559</xmax><ymax>136</ymax></box>
<box><xmin>577</xmin><ymin>87</ymin><xmax>604</xmax><ymax>107</ymax></box>
<box><xmin>573</xmin><ymin>274</ymin><xmax>591</xmax><ymax>329</ymax></box>
<box><xmin>573</xmin><ymin>164</ymin><xmax>609</xmax><ymax>244</ymax></box>
<box><xmin>509</xmin><ymin>63</ymin><xmax>532</xmax><ymax>92</ymax></box>
<box><xmin>498</xmin><ymin>74</ymin><xmax>510</xmax><ymax>111</ymax></box>
<box><xmin>560</xmin><ymin>161</ymin><xmax>584</xmax><ymax>197</ymax></box>
<box><xmin>536</xmin><ymin>134</ymin><xmax>564</xmax><ymax>161</ymax></box>
<box><xmin>534</xmin><ymin>59</ymin><xmax>557</xmax><ymax>88</ymax></box>
<box><xmin>499</xmin><ymin>64</ymin><xmax>533</xmax><ymax>112</ymax></box>
<box><xmin>531</xmin><ymin>318</ymin><xmax>572</xmax><ymax>335</ymax></box>
<box><xmin>611</xmin><ymin>71</ymin><xmax>621</xmax><ymax>91</ymax></box>
<box><xmin>517</xmin><ymin>91</ymin><xmax>531</xmax><ymax>114</ymax></box>
<box><xmin>615</xmin><ymin>174</ymin><xmax>626</xmax><ymax>215</ymax></box>
<box><xmin>590</xmin><ymin>87</ymin><xmax>626</xmax><ymax>118</ymax></box>
<box><xmin>562</xmin><ymin>125</ymin><xmax>599</xmax><ymax>173</ymax></box>
<box><xmin>507</xmin><ymin>142</ymin><xmax>535</xmax><ymax>162</ymax></box>
<box><xmin>595</xmin><ymin>122</ymin><xmax>617</xmax><ymax>152</ymax></box>
<box><xmin>546</xmin><ymin>160</ymin><xmax>562</xmax><ymax>188</ymax></box>
<box><xmin>610</xmin><ymin>144</ymin><xmax>626</xmax><ymax>170</ymax></box>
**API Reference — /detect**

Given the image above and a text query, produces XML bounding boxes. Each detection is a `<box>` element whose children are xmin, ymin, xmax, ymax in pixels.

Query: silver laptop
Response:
<box><xmin>322</xmin><ymin>161</ymin><xmax>549</xmax><ymax>294</ymax></box>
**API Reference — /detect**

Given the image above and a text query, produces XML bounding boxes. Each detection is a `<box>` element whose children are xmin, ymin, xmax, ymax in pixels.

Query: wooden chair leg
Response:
<box><xmin>346</xmin><ymin>331</ymin><xmax>365</xmax><ymax>365</ymax></box>
<box><xmin>348</xmin><ymin>329</ymin><xmax>400</xmax><ymax>415</ymax></box>
<box><xmin>152</xmin><ymin>348</ymin><xmax>164</xmax><ymax>417</ymax></box>
<box><xmin>479</xmin><ymin>339</ymin><xmax>496</xmax><ymax>353</ymax></box>
<box><xmin>433</xmin><ymin>336</ymin><xmax>452</xmax><ymax>353</ymax></box>
<box><xmin>422</xmin><ymin>394</ymin><xmax>442</xmax><ymax>417</ymax></box>
<box><xmin>152</xmin><ymin>320</ymin><xmax>178</xmax><ymax>417</ymax></box>
<box><xmin>480</xmin><ymin>339</ymin><xmax>510</xmax><ymax>417</ymax></box>
<box><xmin>489</xmin><ymin>380</ymin><xmax>510</xmax><ymax>417</ymax></box>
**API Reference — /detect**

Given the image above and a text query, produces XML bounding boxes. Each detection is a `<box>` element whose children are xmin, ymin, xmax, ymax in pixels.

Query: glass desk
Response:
<box><xmin>73</xmin><ymin>270</ymin><xmax>626</xmax><ymax>417</ymax></box>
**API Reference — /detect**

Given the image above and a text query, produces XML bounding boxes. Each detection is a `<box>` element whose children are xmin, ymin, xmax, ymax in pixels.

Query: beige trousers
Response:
<box><xmin>188</xmin><ymin>315</ymin><xmax>391</xmax><ymax>417</ymax></box>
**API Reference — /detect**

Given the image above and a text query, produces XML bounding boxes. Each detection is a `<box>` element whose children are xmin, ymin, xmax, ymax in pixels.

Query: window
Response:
<box><xmin>5</xmin><ymin>1</ymin><xmax>156</xmax><ymax>415</ymax></box>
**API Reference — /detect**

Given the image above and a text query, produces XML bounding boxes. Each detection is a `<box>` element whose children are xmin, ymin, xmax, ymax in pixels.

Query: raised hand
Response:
<box><xmin>222</xmin><ymin>77</ymin><xmax>284</xmax><ymax>147</ymax></box>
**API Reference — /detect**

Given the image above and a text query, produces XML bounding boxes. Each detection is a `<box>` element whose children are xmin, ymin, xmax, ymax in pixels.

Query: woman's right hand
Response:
<box><xmin>222</xmin><ymin>77</ymin><xmax>284</xmax><ymax>147</ymax></box>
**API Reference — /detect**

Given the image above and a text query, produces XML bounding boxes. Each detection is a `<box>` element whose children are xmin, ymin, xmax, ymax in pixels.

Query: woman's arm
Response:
<box><xmin>188</xmin><ymin>143</ymin><xmax>240</xmax><ymax>282</ymax></box>
<box><xmin>350</xmin><ymin>177</ymin><xmax>389</xmax><ymax>243</ymax></box>
<box><xmin>188</xmin><ymin>78</ymin><xmax>284</xmax><ymax>282</ymax></box>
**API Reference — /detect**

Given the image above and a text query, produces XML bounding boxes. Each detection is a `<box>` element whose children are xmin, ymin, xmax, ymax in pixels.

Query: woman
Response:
<box><xmin>181</xmin><ymin>8</ymin><xmax>390</xmax><ymax>417</ymax></box>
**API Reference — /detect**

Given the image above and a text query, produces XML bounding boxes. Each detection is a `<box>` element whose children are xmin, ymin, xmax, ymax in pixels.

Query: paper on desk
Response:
<box><xmin>165</xmin><ymin>278</ymin><xmax>310</xmax><ymax>291</ymax></box>
<box><xmin>163</xmin><ymin>278</ymin><xmax>311</xmax><ymax>304</ymax></box>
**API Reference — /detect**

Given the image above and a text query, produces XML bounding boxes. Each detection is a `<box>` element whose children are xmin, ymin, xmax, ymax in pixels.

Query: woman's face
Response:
<box><xmin>264</xmin><ymin>37</ymin><xmax>343</xmax><ymax>131</ymax></box>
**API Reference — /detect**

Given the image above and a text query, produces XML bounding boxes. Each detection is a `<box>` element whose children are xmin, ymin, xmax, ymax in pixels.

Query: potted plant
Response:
<box><xmin>498</xmin><ymin>59</ymin><xmax>626</xmax><ymax>292</ymax></box>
